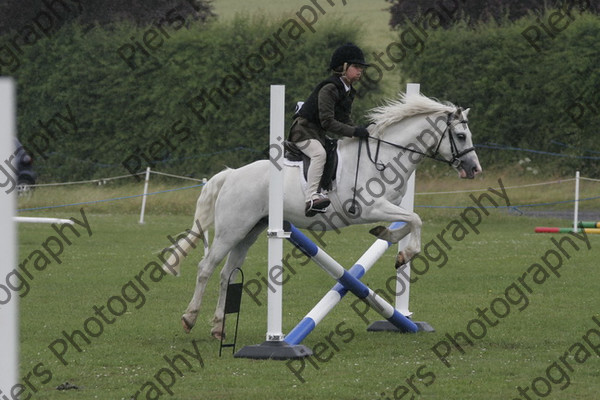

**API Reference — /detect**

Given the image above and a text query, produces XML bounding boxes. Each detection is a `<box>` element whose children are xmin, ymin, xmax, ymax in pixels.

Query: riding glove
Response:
<box><xmin>353</xmin><ymin>126</ymin><xmax>370</xmax><ymax>138</ymax></box>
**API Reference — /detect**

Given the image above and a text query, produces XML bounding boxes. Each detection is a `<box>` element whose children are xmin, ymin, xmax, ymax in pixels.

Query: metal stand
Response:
<box><xmin>234</xmin><ymin>340</ymin><xmax>312</xmax><ymax>360</ymax></box>
<box><xmin>219</xmin><ymin>268</ymin><xmax>244</xmax><ymax>356</ymax></box>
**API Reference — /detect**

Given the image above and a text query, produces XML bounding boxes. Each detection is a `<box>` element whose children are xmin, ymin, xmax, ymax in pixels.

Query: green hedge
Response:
<box><xmin>396</xmin><ymin>10</ymin><xmax>600</xmax><ymax>175</ymax></box>
<box><xmin>6</xmin><ymin>16</ymin><xmax>380</xmax><ymax>182</ymax></box>
<box><xmin>8</xmin><ymin>8</ymin><xmax>597</xmax><ymax>182</ymax></box>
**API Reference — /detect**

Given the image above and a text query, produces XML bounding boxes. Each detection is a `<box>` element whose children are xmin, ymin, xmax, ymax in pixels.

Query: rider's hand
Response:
<box><xmin>353</xmin><ymin>126</ymin><xmax>370</xmax><ymax>138</ymax></box>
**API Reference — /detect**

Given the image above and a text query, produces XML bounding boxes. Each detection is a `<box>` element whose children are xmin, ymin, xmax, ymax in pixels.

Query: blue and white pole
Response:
<box><xmin>285</xmin><ymin>223</ymin><xmax>418</xmax><ymax>345</ymax></box>
<box><xmin>285</xmin><ymin>221</ymin><xmax>411</xmax><ymax>345</ymax></box>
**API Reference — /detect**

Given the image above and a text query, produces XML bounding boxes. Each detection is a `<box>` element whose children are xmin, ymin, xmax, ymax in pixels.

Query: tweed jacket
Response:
<box><xmin>288</xmin><ymin>76</ymin><xmax>356</xmax><ymax>146</ymax></box>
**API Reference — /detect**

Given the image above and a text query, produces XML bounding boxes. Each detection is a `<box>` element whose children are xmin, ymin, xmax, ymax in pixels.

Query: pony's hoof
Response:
<box><xmin>181</xmin><ymin>317</ymin><xmax>193</xmax><ymax>334</ymax></box>
<box><xmin>395</xmin><ymin>253</ymin><xmax>406</xmax><ymax>269</ymax></box>
<box><xmin>211</xmin><ymin>331</ymin><xmax>225</xmax><ymax>341</ymax></box>
<box><xmin>369</xmin><ymin>225</ymin><xmax>387</xmax><ymax>238</ymax></box>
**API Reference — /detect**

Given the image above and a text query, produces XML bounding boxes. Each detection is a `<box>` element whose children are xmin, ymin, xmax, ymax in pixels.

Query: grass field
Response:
<box><xmin>13</xmin><ymin>172</ymin><xmax>600</xmax><ymax>399</ymax></box>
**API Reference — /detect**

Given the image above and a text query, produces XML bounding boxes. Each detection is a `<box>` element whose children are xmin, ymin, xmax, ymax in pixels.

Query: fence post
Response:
<box><xmin>139</xmin><ymin>167</ymin><xmax>151</xmax><ymax>224</ymax></box>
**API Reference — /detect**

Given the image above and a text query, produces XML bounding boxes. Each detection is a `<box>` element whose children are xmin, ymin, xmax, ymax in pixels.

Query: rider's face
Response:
<box><xmin>345</xmin><ymin>64</ymin><xmax>364</xmax><ymax>84</ymax></box>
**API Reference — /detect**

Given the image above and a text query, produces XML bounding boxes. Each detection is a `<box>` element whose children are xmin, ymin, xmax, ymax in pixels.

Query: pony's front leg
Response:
<box><xmin>365</xmin><ymin>203</ymin><xmax>422</xmax><ymax>267</ymax></box>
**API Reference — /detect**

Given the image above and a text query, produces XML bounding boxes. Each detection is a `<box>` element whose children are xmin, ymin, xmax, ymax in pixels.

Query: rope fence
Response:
<box><xmin>16</xmin><ymin>169</ymin><xmax>599</xmax><ymax>223</ymax></box>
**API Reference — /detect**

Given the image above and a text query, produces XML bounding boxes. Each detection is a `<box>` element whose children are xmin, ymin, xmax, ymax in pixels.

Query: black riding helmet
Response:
<box><xmin>329</xmin><ymin>43</ymin><xmax>369</xmax><ymax>70</ymax></box>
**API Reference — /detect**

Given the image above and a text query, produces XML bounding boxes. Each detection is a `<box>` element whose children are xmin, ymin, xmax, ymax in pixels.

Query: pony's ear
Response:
<box><xmin>454</xmin><ymin>107</ymin><xmax>469</xmax><ymax>120</ymax></box>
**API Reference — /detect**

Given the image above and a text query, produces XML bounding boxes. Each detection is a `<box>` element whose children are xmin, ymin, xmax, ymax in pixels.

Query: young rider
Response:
<box><xmin>288</xmin><ymin>43</ymin><xmax>370</xmax><ymax>217</ymax></box>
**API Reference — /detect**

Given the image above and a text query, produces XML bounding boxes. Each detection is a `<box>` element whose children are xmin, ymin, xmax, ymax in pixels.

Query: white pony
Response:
<box><xmin>161</xmin><ymin>93</ymin><xmax>482</xmax><ymax>338</ymax></box>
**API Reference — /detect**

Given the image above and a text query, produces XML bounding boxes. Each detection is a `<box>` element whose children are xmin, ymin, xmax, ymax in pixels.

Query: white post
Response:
<box><xmin>139</xmin><ymin>166</ymin><xmax>151</xmax><ymax>224</ymax></box>
<box><xmin>235</xmin><ymin>85</ymin><xmax>311</xmax><ymax>358</ymax></box>
<box><xmin>396</xmin><ymin>83</ymin><xmax>419</xmax><ymax>316</ymax></box>
<box><xmin>266</xmin><ymin>85</ymin><xmax>286</xmax><ymax>342</ymax></box>
<box><xmin>573</xmin><ymin>170</ymin><xmax>580</xmax><ymax>232</ymax></box>
<box><xmin>0</xmin><ymin>78</ymin><xmax>19</xmax><ymax>392</ymax></box>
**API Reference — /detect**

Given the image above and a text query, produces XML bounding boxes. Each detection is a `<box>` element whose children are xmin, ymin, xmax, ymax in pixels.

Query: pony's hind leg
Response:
<box><xmin>181</xmin><ymin>231</ymin><xmax>244</xmax><ymax>333</ymax></box>
<box><xmin>210</xmin><ymin>219</ymin><xmax>267</xmax><ymax>340</ymax></box>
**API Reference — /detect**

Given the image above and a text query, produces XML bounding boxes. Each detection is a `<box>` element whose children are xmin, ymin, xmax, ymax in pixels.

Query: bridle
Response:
<box><xmin>361</xmin><ymin>109</ymin><xmax>476</xmax><ymax>171</ymax></box>
<box><xmin>348</xmin><ymin>109</ymin><xmax>476</xmax><ymax>214</ymax></box>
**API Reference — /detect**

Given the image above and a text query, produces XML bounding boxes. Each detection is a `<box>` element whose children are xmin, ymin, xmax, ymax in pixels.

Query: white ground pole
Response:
<box><xmin>573</xmin><ymin>170</ymin><xmax>580</xmax><ymax>232</ymax></box>
<box><xmin>1</xmin><ymin>78</ymin><xmax>19</xmax><ymax>392</ymax></box>
<box><xmin>234</xmin><ymin>85</ymin><xmax>311</xmax><ymax>359</ymax></box>
<box><xmin>139</xmin><ymin>166</ymin><xmax>151</xmax><ymax>224</ymax></box>
<box><xmin>14</xmin><ymin>217</ymin><xmax>74</xmax><ymax>225</ymax></box>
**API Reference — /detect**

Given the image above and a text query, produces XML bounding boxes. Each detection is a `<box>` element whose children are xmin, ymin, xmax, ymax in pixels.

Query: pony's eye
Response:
<box><xmin>457</xmin><ymin>133</ymin><xmax>466</xmax><ymax>140</ymax></box>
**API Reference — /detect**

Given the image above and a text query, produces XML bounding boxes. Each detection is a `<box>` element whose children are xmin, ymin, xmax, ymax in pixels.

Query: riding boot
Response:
<box><xmin>305</xmin><ymin>192</ymin><xmax>330</xmax><ymax>217</ymax></box>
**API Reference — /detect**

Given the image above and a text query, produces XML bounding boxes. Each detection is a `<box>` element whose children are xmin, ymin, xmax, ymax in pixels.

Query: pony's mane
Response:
<box><xmin>367</xmin><ymin>93</ymin><xmax>457</xmax><ymax>137</ymax></box>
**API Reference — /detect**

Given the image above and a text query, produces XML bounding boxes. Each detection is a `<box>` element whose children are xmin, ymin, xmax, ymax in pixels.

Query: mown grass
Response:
<box><xmin>14</xmin><ymin>170</ymin><xmax>600</xmax><ymax>400</ymax></box>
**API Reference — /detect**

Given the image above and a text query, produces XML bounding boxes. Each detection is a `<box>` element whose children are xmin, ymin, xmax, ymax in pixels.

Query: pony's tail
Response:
<box><xmin>161</xmin><ymin>168</ymin><xmax>233</xmax><ymax>276</ymax></box>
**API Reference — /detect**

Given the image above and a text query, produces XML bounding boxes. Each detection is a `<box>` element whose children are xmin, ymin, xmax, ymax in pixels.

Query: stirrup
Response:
<box><xmin>305</xmin><ymin>197</ymin><xmax>330</xmax><ymax>217</ymax></box>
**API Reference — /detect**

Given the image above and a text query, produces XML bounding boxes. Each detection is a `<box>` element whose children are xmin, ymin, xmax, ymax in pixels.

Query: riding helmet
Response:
<box><xmin>329</xmin><ymin>43</ymin><xmax>369</xmax><ymax>70</ymax></box>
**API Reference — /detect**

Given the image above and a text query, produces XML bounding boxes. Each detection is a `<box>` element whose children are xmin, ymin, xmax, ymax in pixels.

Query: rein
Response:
<box><xmin>364</xmin><ymin>111</ymin><xmax>475</xmax><ymax>170</ymax></box>
<box><xmin>348</xmin><ymin>111</ymin><xmax>475</xmax><ymax>213</ymax></box>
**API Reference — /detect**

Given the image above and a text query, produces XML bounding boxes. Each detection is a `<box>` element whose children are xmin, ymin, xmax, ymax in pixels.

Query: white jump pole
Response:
<box><xmin>396</xmin><ymin>82</ymin><xmax>419</xmax><ymax>315</ymax></box>
<box><xmin>235</xmin><ymin>85</ymin><xmax>311</xmax><ymax>359</ymax></box>
<box><xmin>0</xmin><ymin>78</ymin><xmax>19</xmax><ymax>392</ymax></box>
<box><xmin>367</xmin><ymin>83</ymin><xmax>433</xmax><ymax>333</ymax></box>
<box><xmin>266</xmin><ymin>85</ymin><xmax>286</xmax><ymax>342</ymax></box>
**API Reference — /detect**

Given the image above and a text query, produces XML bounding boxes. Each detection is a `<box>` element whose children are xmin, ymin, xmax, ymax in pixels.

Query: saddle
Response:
<box><xmin>284</xmin><ymin>138</ymin><xmax>338</xmax><ymax>192</ymax></box>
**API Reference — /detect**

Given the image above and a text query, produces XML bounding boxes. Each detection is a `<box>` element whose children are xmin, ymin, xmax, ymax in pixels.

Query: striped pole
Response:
<box><xmin>285</xmin><ymin>221</ymin><xmax>410</xmax><ymax>345</ymax></box>
<box><xmin>286</xmin><ymin>223</ymin><xmax>419</xmax><ymax>339</ymax></box>
<box><xmin>535</xmin><ymin>227</ymin><xmax>600</xmax><ymax>234</ymax></box>
<box><xmin>579</xmin><ymin>221</ymin><xmax>600</xmax><ymax>228</ymax></box>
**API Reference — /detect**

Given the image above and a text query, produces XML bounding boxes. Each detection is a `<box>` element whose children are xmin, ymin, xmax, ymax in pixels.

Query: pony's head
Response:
<box><xmin>367</xmin><ymin>93</ymin><xmax>482</xmax><ymax>179</ymax></box>
<box><xmin>434</xmin><ymin>106</ymin><xmax>482</xmax><ymax>179</ymax></box>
